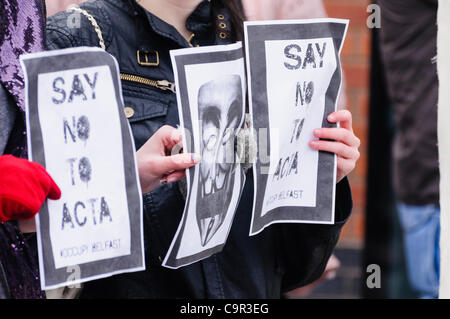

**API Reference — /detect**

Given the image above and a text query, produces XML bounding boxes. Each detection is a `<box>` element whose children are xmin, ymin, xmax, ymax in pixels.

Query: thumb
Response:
<box><xmin>153</xmin><ymin>153</ymin><xmax>201</xmax><ymax>176</ymax></box>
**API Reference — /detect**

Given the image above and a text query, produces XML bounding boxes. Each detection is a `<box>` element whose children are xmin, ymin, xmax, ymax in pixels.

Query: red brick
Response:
<box><xmin>359</xmin><ymin>29</ymin><xmax>372</xmax><ymax>57</ymax></box>
<box><xmin>355</xmin><ymin>152</ymin><xmax>368</xmax><ymax>178</ymax></box>
<box><xmin>343</xmin><ymin>65</ymin><xmax>369</xmax><ymax>88</ymax></box>
<box><xmin>341</xmin><ymin>32</ymin><xmax>355</xmax><ymax>56</ymax></box>
<box><xmin>356</xmin><ymin>91</ymin><xmax>370</xmax><ymax>117</ymax></box>
<box><xmin>350</xmin><ymin>184</ymin><xmax>365</xmax><ymax>207</ymax></box>
<box><xmin>353</xmin><ymin>212</ymin><xmax>366</xmax><ymax>240</ymax></box>
<box><xmin>324</xmin><ymin>3</ymin><xmax>368</xmax><ymax>26</ymax></box>
<box><xmin>340</xmin><ymin>221</ymin><xmax>354</xmax><ymax>240</ymax></box>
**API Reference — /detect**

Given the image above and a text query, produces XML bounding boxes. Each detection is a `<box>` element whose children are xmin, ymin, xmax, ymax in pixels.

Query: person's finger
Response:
<box><xmin>168</xmin><ymin>142</ymin><xmax>184</xmax><ymax>157</ymax></box>
<box><xmin>152</xmin><ymin>153</ymin><xmax>201</xmax><ymax>176</ymax></box>
<box><xmin>165</xmin><ymin>170</ymin><xmax>187</xmax><ymax>184</ymax></box>
<box><xmin>310</xmin><ymin>140</ymin><xmax>360</xmax><ymax>160</ymax></box>
<box><xmin>327</xmin><ymin>110</ymin><xmax>353</xmax><ymax>131</ymax></box>
<box><xmin>166</xmin><ymin>130</ymin><xmax>184</xmax><ymax>153</ymax></box>
<box><xmin>313</xmin><ymin>128</ymin><xmax>360</xmax><ymax>147</ymax></box>
<box><xmin>337</xmin><ymin>157</ymin><xmax>356</xmax><ymax>175</ymax></box>
<box><xmin>157</xmin><ymin>125</ymin><xmax>183</xmax><ymax>152</ymax></box>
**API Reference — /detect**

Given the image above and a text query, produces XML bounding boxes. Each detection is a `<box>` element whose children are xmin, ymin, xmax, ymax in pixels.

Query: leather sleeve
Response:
<box><xmin>278</xmin><ymin>177</ymin><xmax>353</xmax><ymax>292</ymax></box>
<box><xmin>0</xmin><ymin>85</ymin><xmax>17</xmax><ymax>155</ymax></box>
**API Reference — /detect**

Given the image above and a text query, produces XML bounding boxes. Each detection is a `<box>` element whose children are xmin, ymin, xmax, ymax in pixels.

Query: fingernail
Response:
<box><xmin>328</xmin><ymin>114</ymin><xmax>336</xmax><ymax>122</ymax></box>
<box><xmin>191</xmin><ymin>154</ymin><xmax>201</xmax><ymax>163</ymax></box>
<box><xmin>167</xmin><ymin>177</ymin><xmax>177</xmax><ymax>183</ymax></box>
<box><xmin>310</xmin><ymin>141</ymin><xmax>319</xmax><ymax>148</ymax></box>
<box><xmin>314</xmin><ymin>129</ymin><xmax>321</xmax><ymax>137</ymax></box>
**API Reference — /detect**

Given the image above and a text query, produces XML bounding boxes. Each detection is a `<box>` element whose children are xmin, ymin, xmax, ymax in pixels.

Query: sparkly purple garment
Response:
<box><xmin>0</xmin><ymin>0</ymin><xmax>46</xmax><ymax>111</ymax></box>
<box><xmin>0</xmin><ymin>222</ymin><xmax>44</xmax><ymax>299</ymax></box>
<box><xmin>0</xmin><ymin>0</ymin><xmax>46</xmax><ymax>299</ymax></box>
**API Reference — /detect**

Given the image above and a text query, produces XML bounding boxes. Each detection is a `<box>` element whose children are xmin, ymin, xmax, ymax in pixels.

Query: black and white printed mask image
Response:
<box><xmin>196</xmin><ymin>74</ymin><xmax>243</xmax><ymax>246</ymax></box>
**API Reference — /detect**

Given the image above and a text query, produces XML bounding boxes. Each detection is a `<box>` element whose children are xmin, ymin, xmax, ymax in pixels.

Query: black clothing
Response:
<box><xmin>378</xmin><ymin>0</ymin><xmax>439</xmax><ymax>205</ymax></box>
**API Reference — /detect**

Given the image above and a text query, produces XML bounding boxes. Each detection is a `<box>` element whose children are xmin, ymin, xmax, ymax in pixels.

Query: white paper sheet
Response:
<box><xmin>245</xmin><ymin>19</ymin><xmax>349</xmax><ymax>235</ymax></box>
<box><xmin>20</xmin><ymin>47</ymin><xmax>144</xmax><ymax>289</ymax></box>
<box><xmin>163</xmin><ymin>43</ymin><xmax>246</xmax><ymax>269</ymax></box>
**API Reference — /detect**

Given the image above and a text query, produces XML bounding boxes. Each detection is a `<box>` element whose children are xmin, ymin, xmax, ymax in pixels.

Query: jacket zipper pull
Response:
<box><xmin>156</xmin><ymin>80</ymin><xmax>176</xmax><ymax>93</ymax></box>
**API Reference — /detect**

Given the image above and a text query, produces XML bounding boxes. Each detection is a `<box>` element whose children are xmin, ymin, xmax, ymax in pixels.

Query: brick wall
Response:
<box><xmin>323</xmin><ymin>0</ymin><xmax>371</xmax><ymax>247</ymax></box>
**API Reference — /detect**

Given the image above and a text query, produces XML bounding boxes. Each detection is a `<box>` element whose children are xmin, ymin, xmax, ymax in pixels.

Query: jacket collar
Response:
<box><xmin>145</xmin><ymin>0</ymin><xmax>214</xmax><ymax>47</ymax></box>
<box><xmin>186</xmin><ymin>0</ymin><xmax>214</xmax><ymax>42</ymax></box>
<box><xmin>111</xmin><ymin>0</ymin><xmax>215</xmax><ymax>47</ymax></box>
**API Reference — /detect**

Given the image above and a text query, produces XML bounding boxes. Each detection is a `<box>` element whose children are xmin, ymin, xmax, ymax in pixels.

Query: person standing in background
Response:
<box><xmin>377</xmin><ymin>0</ymin><xmax>440</xmax><ymax>299</ymax></box>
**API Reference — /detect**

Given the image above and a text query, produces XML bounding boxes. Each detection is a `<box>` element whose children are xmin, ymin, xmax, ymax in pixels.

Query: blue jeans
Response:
<box><xmin>397</xmin><ymin>203</ymin><xmax>440</xmax><ymax>299</ymax></box>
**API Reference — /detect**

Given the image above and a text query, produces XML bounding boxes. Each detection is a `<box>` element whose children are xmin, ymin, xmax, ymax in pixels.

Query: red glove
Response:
<box><xmin>0</xmin><ymin>155</ymin><xmax>61</xmax><ymax>223</ymax></box>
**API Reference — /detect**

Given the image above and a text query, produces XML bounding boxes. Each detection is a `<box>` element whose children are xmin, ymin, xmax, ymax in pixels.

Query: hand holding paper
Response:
<box><xmin>310</xmin><ymin>110</ymin><xmax>360</xmax><ymax>183</ymax></box>
<box><xmin>137</xmin><ymin>125</ymin><xmax>201</xmax><ymax>194</ymax></box>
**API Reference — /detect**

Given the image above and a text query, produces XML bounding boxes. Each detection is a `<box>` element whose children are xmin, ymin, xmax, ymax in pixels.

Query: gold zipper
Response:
<box><xmin>120</xmin><ymin>73</ymin><xmax>176</xmax><ymax>93</ymax></box>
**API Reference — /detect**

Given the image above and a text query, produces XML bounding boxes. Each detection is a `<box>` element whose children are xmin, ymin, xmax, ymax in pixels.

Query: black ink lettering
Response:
<box><xmin>88</xmin><ymin>198</ymin><xmax>98</xmax><ymax>225</ymax></box>
<box><xmin>281</xmin><ymin>157</ymin><xmax>290</xmax><ymax>179</ymax></box>
<box><xmin>67</xmin><ymin>158</ymin><xmax>76</xmax><ymax>185</ymax></box>
<box><xmin>290</xmin><ymin>119</ymin><xmax>305</xmax><ymax>143</ymax></box>
<box><xmin>296</xmin><ymin>119</ymin><xmax>304</xmax><ymax>141</ymax></box>
<box><xmin>305</xmin><ymin>81</ymin><xmax>314</xmax><ymax>104</ymax></box>
<box><xmin>83</xmin><ymin>72</ymin><xmax>98</xmax><ymax>100</ymax></box>
<box><xmin>52</xmin><ymin>77</ymin><xmax>66</xmax><ymax>104</ymax></box>
<box><xmin>315</xmin><ymin>42</ymin><xmax>327</xmax><ymax>68</ymax></box>
<box><xmin>99</xmin><ymin>197</ymin><xmax>112</xmax><ymax>223</ymax></box>
<box><xmin>302</xmin><ymin>43</ymin><xmax>317</xmax><ymax>69</ymax></box>
<box><xmin>284</xmin><ymin>44</ymin><xmax>302</xmax><ymax>70</ymax></box>
<box><xmin>291</xmin><ymin>119</ymin><xmax>301</xmax><ymax>143</ymax></box>
<box><xmin>63</xmin><ymin>117</ymin><xmax>76</xmax><ymax>144</ymax></box>
<box><xmin>272</xmin><ymin>158</ymin><xmax>283</xmax><ymax>181</ymax></box>
<box><xmin>289</xmin><ymin>152</ymin><xmax>299</xmax><ymax>176</ymax></box>
<box><xmin>78</xmin><ymin>157</ymin><xmax>92</xmax><ymax>185</ymax></box>
<box><xmin>295</xmin><ymin>82</ymin><xmax>304</xmax><ymax>107</ymax></box>
<box><xmin>68</xmin><ymin>75</ymin><xmax>87</xmax><ymax>102</ymax></box>
<box><xmin>77</xmin><ymin>115</ymin><xmax>90</xmax><ymax>142</ymax></box>
<box><xmin>74</xmin><ymin>201</ymin><xmax>87</xmax><ymax>226</ymax></box>
<box><xmin>62</xmin><ymin>203</ymin><xmax>75</xmax><ymax>230</ymax></box>
<box><xmin>296</xmin><ymin>81</ymin><xmax>314</xmax><ymax>106</ymax></box>
<box><xmin>272</xmin><ymin>152</ymin><xmax>300</xmax><ymax>182</ymax></box>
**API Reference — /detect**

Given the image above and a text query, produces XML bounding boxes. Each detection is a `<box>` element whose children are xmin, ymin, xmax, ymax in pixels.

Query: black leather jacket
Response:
<box><xmin>46</xmin><ymin>0</ymin><xmax>353</xmax><ymax>298</ymax></box>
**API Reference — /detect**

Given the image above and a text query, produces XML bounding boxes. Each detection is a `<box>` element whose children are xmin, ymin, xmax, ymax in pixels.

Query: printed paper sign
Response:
<box><xmin>20</xmin><ymin>47</ymin><xmax>144</xmax><ymax>289</ymax></box>
<box><xmin>163</xmin><ymin>43</ymin><xmax>246</xmax><ymax>269</ymax></box>
<box><xmin>245</xmin><ymin>19</ymin><xmax>349</xmax><ymax>235</ymax></box>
